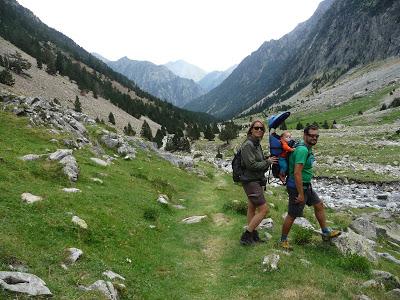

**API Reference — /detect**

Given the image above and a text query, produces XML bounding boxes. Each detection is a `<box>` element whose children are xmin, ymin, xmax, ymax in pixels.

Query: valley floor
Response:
<box><xmin>1</xmin><ymin>111</ymin><xmax>399</xmax><ymax>300</ymax></box>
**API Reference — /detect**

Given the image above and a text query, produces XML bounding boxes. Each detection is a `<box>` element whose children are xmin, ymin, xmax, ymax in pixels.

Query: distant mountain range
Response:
<box><xmin>198</xmin><ymin>65</ymin><xmax>237</xmax><ymax>93</ymax></box>
<box><xmin>164</xmin><ymin>60</ymin><xmax>207</xmax><ymax>82</ymax></box>
<box><xmin>185</xmin><ymin>0</ymin><xmax>400</xmax><ymax>119</ymax></box>
<box><xmin>107</xmin><ymin>57</ymin><xmax>204</xmax><ymax>107</ymax></box>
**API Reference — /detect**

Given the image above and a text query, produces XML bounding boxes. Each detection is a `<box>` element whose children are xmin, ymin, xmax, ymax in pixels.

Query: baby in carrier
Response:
<box><xmin>278</xmin><ymin>131</ymin><xmax>294</xmax><ymax>183</ymax></box>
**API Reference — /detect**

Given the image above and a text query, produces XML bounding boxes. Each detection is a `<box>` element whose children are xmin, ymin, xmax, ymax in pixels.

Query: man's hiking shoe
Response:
<box><xmin>280</xmin><ymin>240</ymin><xmax>293</xmax><ymax>251</ymax></box>
<box><xmin>322</xmin><ymin>229</ymin><xmax>341</xmax><ymax>241</ymax></box>
<box><xmin>240</xmin><ymin>230</ymin><xmax>254</xmax><ymax>246</ymax></box>
<box><xmin>252</xmin><ymin>230</ymin><xmax>266</xmax><ymax>243</ymax></box>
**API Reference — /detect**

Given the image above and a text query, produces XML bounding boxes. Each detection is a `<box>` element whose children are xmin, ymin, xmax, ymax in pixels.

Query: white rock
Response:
<box><xmin>257</xmin><ymin>218</ymin><xmax>274</xmax><ymax>230</ymax></box>
<box><xmin>62</xmin><ymin>188</ymin><xmax>81</xmax><ymax>193</ymax></box>
<box><xmin>262</xmin><ymin>254</ymin><xmax>280</xmax><ymax>271</ymax></box>
<box><xmin>103</xmin><ymin>270</ymin><xmax>125</xmax><ymax>281</ymax></box>
<box><xmin>181</xmin><ymin>215</ymin><xmax>207</xmax><ymax>224</ymax></box>
<box><xmin>157</xmin><ymin>194</ymin><xmax>169</xmax><ymax>204</ymax></box>
<box><xmin>49</xmin><ymin>149</ymin><xmax>73</xmax><ymax>161</ymax></box>
<box><xmin>0</xmin><ymin>271</ymin><xmax>52</xmax><ymax>296</ymax></box>
<box><xmin>66</xmin><ymin>248</ymin><xmax>83</xmax><ymax>264</ymax></box>
<box><xmin>72</xmin><ymin>216</ymin><xmax>88</xmax><ymax>229</ymax></box>
<box><xmin>300</xmin><ymin>259</ymin><xmax>311</xmax><ymax>266</ymax></box>
<box><xmin>172</xmin><ymin>204</ymin><xmax>186</xmax><ymax>209</ymax></box>
<box><xmin>21</xmin><ymin>193</ymin><xmax>43</xmax><ymax>204</ymax></box>
<box><xmin>20</xmin><ymin>154</ymin><xmax>42</xmax><ymax>161</ymax></box>
<box><xmin>91</xmin><ymin>178</ymin><xmax>103</xmax><ymax>184</ymax></box>
<box><xmin>80</xmin><ymin>280</ymin><xmax>118</xmax><ymax>300</ymax></box>
<box><xmin>90</xmin><ymin>157</ymin><xmax>110</xmax><ymax>166</ymax></box>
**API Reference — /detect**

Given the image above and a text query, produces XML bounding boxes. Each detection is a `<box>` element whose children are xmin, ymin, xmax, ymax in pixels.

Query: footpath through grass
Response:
<box><xmin>0</xmin><ymin>111</ymin><xmax>398</xmax><ymax>299</ymax></box>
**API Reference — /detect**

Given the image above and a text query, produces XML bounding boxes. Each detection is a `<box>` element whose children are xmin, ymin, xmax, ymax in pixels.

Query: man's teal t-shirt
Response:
<box><xmin>288</xmin><ymin>142</ymin><xmax>314</xmax><ymax>183</ymax></box>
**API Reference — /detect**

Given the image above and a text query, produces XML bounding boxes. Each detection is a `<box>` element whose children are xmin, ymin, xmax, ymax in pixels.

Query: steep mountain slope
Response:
<box><xmin>198</xmin><ymin>65</ymin><xmax>237</xmax><ymax>93</ymax></box>
<box><xmin>0</xmin><ymin>0</ymin><xmax>215</xmax><ymax>134</ymax></box>
<box><xmin>186</xmin><ymin>0</ymin><xmax>400</xmax><ymax>119</ymax></box>
<box><xmin>91</xmin><ymin>52</ymin><xmax>110</xmax><ymax>63</ymax></box>
<box><xmin>108</xmin><ymin>57</ymin><xmax>205</xmax><ymax>107</ymax></box>
<box><xmin>164</xmin><ymin>59</ymin><xmax>207</xmax><ymax>82</ymax></box>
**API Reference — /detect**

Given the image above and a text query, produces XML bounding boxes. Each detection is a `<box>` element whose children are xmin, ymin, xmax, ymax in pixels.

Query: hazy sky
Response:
<box><xmin>18</xmin><ymin>0</ymin><xmax>323</xmax><ymax>72</ymax></box>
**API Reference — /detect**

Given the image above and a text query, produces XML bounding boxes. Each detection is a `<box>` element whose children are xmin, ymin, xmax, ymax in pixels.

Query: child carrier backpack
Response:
<box><xmin>266</xmin><ymin>111</ymin><xmax>292</xmax><ymax>180</ymax></box>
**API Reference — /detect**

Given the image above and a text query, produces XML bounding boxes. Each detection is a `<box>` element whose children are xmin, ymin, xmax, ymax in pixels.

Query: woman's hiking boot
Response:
<box><xmin>252</xmin><ymin>230</ymin><xmax>266</xmax><ymax>243</ymax></box>
<box><xmin>322</xmin><ymin>229</ymin><xmax>341</xmax><ymax>241</ymax></box>
<box><xmin>240</xmin><ymin>230</ymin><xmax>254</xmax><ymax>245</ymax></box>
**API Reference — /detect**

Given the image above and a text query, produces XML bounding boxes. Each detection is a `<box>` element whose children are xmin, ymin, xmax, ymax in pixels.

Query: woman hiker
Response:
<box><xmin>239</xmin><ymin>120</ymin><xmax>278</xmax><ymax>245</ymax></box>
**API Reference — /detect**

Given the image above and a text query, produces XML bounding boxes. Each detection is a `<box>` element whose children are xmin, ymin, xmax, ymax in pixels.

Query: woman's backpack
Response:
<box><xmin>231</xmin><ymin>149</ymin><xmax>243</xmax><ymax>182</ymax></box>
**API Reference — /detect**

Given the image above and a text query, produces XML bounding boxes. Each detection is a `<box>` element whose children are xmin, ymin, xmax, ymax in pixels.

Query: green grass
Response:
<box><xmin>0</xmin><ymin>110</ymin><xmax>399</xmax><ymax>299</ymax></box>
<box><xmin>286</xmin><ymin>85</ymin><xmax>399</xmax><ymax>128</ymax></box>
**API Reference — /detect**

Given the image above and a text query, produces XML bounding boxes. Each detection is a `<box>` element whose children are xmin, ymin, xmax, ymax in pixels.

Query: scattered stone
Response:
<box><xmin>19</xmin><ymin>154</ymin><xmax>44</xmax><ymax>161</ymax></box>
<box><xmin>21</xmin><ymin>193</ymin><xmax>43</xmax><ymax>204</ymax></box>
<box><xmin>181</xmin><ymin>215</ymin><xmax>207</xmax><ymax>224</ymax></box>
<box><xmin>300</xmin><ymin>258</ymin><xmax>311</xmax><ymax>266</ymax></box>
<box><xmin>377</xmin><ymin>252</ymin><xmax>400</xmax><ymax>265</ymax></box>
<box><xmin>149</xmin><ymin>225</ymin><xmax>156</xmax><ymax>229</ymax></box>
<box><xmin>103</xmin><ymin>270</ymin><xmax>125</xmax><ymax>281</ymax></box>
<box><xmin>282</xmin><ymin>213</ymin><xmax>315</xmax><ymax>230</ymax></box>
<box><xmin>262</xmin><ymin>232</ymin><xmax>272</xmax><ymax>241</ymax></box>
<box><xmin>332</xmin><ymin>228</ymin><xmax>377</xmax><ymax>262</ymax></box>
<box><xmin>372</xmin><ymin>270</ymin><xmax>400</xmax><ymax>289</ymax></box>
<box><xmin>350</xmin><ymin>217</ymin><xmax>377</xmax><ymax>240</ymax></box>
<box><xmin>262</xmin><ymin>254</ymin><xmax>280</xmax><ymax>272</ymax></box>
<box><xmin>172</xmin><ymin>204</ymin><xmax>186</xmax><ymax>210</ymax></box>
<box><xmin>79</xmin><ymin>280</ymin><xmax>118</xmax><ymax>300</ymax></box>
<box><xmin>62</xmin><ymin>188</ymin><xmax>81</xmax><ymax>193</ymax></box>
<box><xmin>157</xmin><ymin>194</ymin><xmax>169</xmax><ymax>204</ymax></box>
<box><xmin>91</xmin><ymin>177</ymin><xmax>103</xmax><ymax>184</ymax></box>
<box><xmin>72</xmin><ymin>216</ymin><xmax>88</xmax><ymax>229</ymax></box>
<box><xmin>257</xmin><ymin>218</ymin><xmax>274</xmax><ymax>230</ymax></box>
<box><xmin>49</xmin><ymin>149</ymin><xmax>73</xmax><ymax>161</ymax></box>
<box><xmin>0</xmin><ymin>271</ymin><xmax>52</xmax><ymax>296</ymax></box>
<box><xmin>362</xmin><ymin>279</ymin><xmax>383</xmax><ymax>289</ymax></box>
<box><xmin>377</xmin><ymin>193</ymin><xmax>389</xmax><ymax>200</ymax></box>
<box><xmin>65</xmin><ymin>248</ymin><xmax>83</xmax><ymax>264</ymax></box>
<box><xmin>386</xmin><ymin>289</ymin><xmax>400</xmax><ymax>298</ymax></box>
<box><xmin>60</xmin><ymin>155</ymin><xmax>79</xmax><ymax>182</ymax></box>
<box><xmin>90</xmin><ymin>157</ymin><xmax>110</xmax><ymax>166</ymax></box>
<box><xmin>355</xmin><ymin>294</ymin><xmax>372</xmax><ymax>300</ymax></box>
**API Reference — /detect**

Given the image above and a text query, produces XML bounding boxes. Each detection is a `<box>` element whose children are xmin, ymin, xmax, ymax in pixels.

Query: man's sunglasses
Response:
<box><xmin>307</xmin><ymin>133</ymin><xmax>320</xmax><ymax>138</ymax></box>
<box><xmin>252</xmin><ymin>126</ymin><xmax>265</xmax><ymax>131</ymax></box>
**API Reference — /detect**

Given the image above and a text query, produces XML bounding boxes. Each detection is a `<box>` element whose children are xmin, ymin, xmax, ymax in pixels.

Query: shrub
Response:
<box><xmin>143</xmin><ymin>208</ymin><xmax>159</xmax><ymax>221</ymax></box>
<box><xmin>380</xmin><ymin>103</ymin><xmax>387</xmax><ymax>111</ymax></box>
<box><xmin>0</xmin><ymin>69</ymin><xmax>15</xmax><ymax>86</ymax></box>
<box><xmin>292</xmin><ymin>226</ymin><xmax>313</xmax><ymax>245</ymax></box>
<box><xmin>223</xmin><ymin>199</ymin><xmax>247</xmax><ymax>215</ymax></box>
<box><xmin>389</xmin><ymin>97</ymin><xmax>400</xmax><ymax>108</ymax></box>
<box><xmin>340</xmin><ymin>253</ymin><xmax>370</xmax><ymax>275</ymax></box>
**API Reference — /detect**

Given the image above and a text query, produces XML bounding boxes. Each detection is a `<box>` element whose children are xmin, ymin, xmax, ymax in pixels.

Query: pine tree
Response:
<box><xmin>296</xmin><ymin>122</ymin><xmax>304</xmax><ymax>130</ymax></box>
<box><xmin>153</xmin><ymin>129</ymin><xmax>164</xmax><ymax>148</ymax></box>
<box><xmin>322</xmin><ymin>120</ymin><xmax>329</xmax><ymax>129</ymax></box>
<box><xmin>108</xmin><ymin>112</ymin><xmax>115</xmax><ymax>125</ymax></box>
<box><xmin>218</xmin><ymin>122</ymin><xmax>239</xmax><ymax>144</ymax></box>
<box><xmin>0</xmin><ymin>69</ymin><xmax>15</xmax><ymax>86</ymax></box>
<box><xmin>123</xmin><ymin>122</ymin><xmax>136</xmax><ymax>136</ymax></box>
<box><xmin>204</xmin><ymin>125</ymin><xmax>215</xmax><ymax>141</ymax></box>
<box><xmin>37</xmin><ymin>57</ymin><xmax>43</xmax><ymax>69</ymax></box>
<box><xmin>74</xmin><ymin>96</ymin><xmax>82</xmax><ymax>113</ymax></box>
<box><xmin>140</xmin><ymin>120</ymin><xmax>152</xmax><ymax>141</ymax></box>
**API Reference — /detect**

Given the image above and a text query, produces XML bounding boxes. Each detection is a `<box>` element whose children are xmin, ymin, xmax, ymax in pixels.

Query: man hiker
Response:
<box><xmin>280</xmin><ymin>124</ymin><xmax>341</xmax><ymax>250</ymax></box>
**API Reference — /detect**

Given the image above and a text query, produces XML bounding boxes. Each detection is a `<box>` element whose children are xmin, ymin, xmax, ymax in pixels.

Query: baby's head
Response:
<box><xmin>282</xmin><ymin>131</ymin><xmax>292</xmax><ymax>141</ymax></box>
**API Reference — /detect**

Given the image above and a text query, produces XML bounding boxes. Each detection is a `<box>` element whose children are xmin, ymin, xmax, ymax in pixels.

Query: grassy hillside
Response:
<box><xmin>0</xmin><ymin>110</ymin><xmax>399</xmax><ymax>299</ymax></box>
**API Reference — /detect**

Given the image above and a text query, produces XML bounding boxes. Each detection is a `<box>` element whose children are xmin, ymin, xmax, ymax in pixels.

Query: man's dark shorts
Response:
<box><xmin>242</xmin><ymin>181</ymin><xmax>266</xmax><ymax>207</ymax></box>
<box><xmin>287</xmin><ymin>185</ymin><xmax>321</xmax><ymax>218</ymax></box>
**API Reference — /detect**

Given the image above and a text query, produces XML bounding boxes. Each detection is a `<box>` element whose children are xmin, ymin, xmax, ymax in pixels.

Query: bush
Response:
<box><xmin>0</xmin><ymin>69</ymin><xmax>15</xmax><ymax>86</ymax></box>
<box><xmin>340</xmin><ymin>253</ymin><xmax>370</xmax><ymax>274</ymax></box>
<box><xmin>380</xmin><ymin>103</ymin><xmax>387</xmax><ymax>111</ymax></box>
<box><xmin>223</xmin><ymin>199</ymin><xmax>247</xmax><ymax>215</ymax></box>
<box><xmin>143</xmin><ymin>208</ymin><xmax>159</xmax><ymax>221</ymax></box>
<box><xmin>292</xmin><ymin>226</ymin><xmax>313</xmax><ymax>245</ymax></box>
<box><xmin>389</xmin><ymin>97</ymin><xmax>400</xmax><ymax>108</ymax></box>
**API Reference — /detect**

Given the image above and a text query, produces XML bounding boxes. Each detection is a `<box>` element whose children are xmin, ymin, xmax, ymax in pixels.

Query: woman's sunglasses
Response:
<box><xmin>252</xmin><ymin>126</ymin><xmax>265</xmax><ymax>132</ymax></box>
